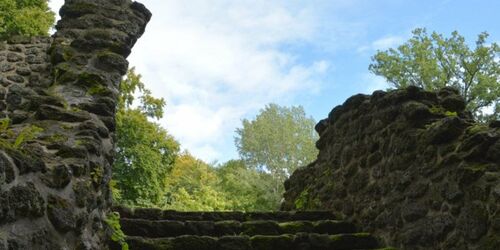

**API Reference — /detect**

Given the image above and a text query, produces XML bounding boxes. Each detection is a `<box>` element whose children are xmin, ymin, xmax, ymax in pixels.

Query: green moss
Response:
<box><xmin>62</xmin><ymin>48</ymin><xmax>75</xmax><ymax>61</ymax></box>
<box><xmin>429</xmin><ymin>105</ymin><xmax>457</xmax><ymax>117</ymax></box>
<box><xmin>279</xmin><ymin>221</ymin><xmax>312</xmax><ymax>233</ymax></box>
<box><xmin>250</xmin><ymin>235</ymin><xmax>293</xmax><ymax>249</ymax></box>
<box><xmin>71</xmin><ymin>106</ymin><xmax>82</xmax><ymax>112</ymax></box>
<box><xmin>52</xmin><ymin>62</ymin><xmax>80</xmax><ymax>86</ymax></box>
<box><xmin>74</xmin><ymin>139</ymin><xmax>85</xmax><ymax>146</ymax></box>
<box><xmin>294</xmin><ymin>189</ymin><xmax>309</xmax><ymax>210</ymax></box>
<box><xmin>105</xmin><ymin>212</ymin><xmax>129</xmax><ymax>250</ymax></box>
<box><xmin>77</xmin><ymin>72</ymin><xmax>105</xmax><ymax>86</ymax></box>
<box><xmin>87</xmin><ymin>83</ymin><xmax>110</xmax><ymax>96</ymax></box>
<box><xmin>0</xmin><ymin>118</ymin><xmax>43</xmax><ymax>149</ymax></box>
<box><xmin>61</xmin><ymin>124</ymin><xmax>73</xmax><ymax>130</ymax></box>
<box><xmin>64</xmin><ymin>2</ymin><xmax>99</xmax><ymax>15</ymax></box>
<box><xmin>96</xmin><ymin>50</ymin><xmax>117</xmax><ymax>57</ymax></box>
<box><xmin>353</xmin><ymin>232</ymin><xmax>371</xmax><ymax>237</ymax></box>
<box><xmin>44</xmin><ymin>134</ymin><xmax>68</xmax><ymax>144</ymax></box>
<box><xmin>311</xmin><ymin>198</ymin><xmax>322</xmax><ymax>208</ymax></box>
<box><xmin>444</xmin><ymin>111</ymin><xmax>458</xmax><ymax>117</ymax></box>
<box><xmin>85</xmin><ymin>29</ymin><xmax>114</xmax><ymax>40</ymax></box>
<box><xmin>57</xmin><ymin>96</ymin><xmax>69</xmax><ymax>109</ymax></box>
<box><xmin>330</xmin><ymin>234</ymin><xmax>342</xmax><ymax>241</ymax></box>
<box><xmin>51</xmin><ymin>46</ymin><xmax>75</xmax><ymax>63</ymax></box>
<box><xmin>467</xmin><ymin>124</ymin><xmax>489</xmax><ymax>134</ymax></box>
<box><xmin>241</xmin><ymin>223</ymin><xmax>259</xmax><ymax>235</ymax></box>
<box><xmin>77</xmin><ymin>72</ymin><xmax>113</xmax><ymax>96</ymax></box>
<box><xmin>464</xmin><ymin>164</ymin><xmax>490</xmax><ymax>172</ymax></box>
<box><xmin>90</xmin><ymin>165</ymin><xmax>104</xmax><ymax>186</ymax></box>
<box><xmin>429</xmin><ymin>105</ymin><xmax>446</xmax><ymax>115</ymax></box>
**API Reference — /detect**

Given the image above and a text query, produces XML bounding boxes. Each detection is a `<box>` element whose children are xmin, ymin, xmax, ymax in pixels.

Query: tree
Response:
<box><xmin>113</xmin><ymin>68</ymin><xmax>180</xmax><ymax>207</ymax></box>
<box><xmin>0</xmin><ymin>0</ymin><xmax>55</xmax><ymax>39</ymax></box>
<box><xmin>234</xmin><ymin>104</ymin><xmax>319</xmax><ymax>209</ymax></box>
<box><xmin>215</xmin><ymin>160</ymin><xmax>277</xmax><ymax>211</ymax></box>
<box><xmin>369</xmin><ymin>28</ymin><xmax>500</xmax><ymax>121</ymax></box>
<box><xmin>163</xmin><ymin>152</ymin><xmax>230</xmax><ymax>211</ymax></box>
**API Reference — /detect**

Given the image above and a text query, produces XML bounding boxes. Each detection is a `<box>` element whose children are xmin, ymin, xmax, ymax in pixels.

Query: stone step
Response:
<box><xmin>121</xmin><ymin>218</ymin><xmax>357</xmax><ymax>237</ymax></box>
<box><xmin>114</xmin><ymin>206</ymin><xmax>337</xmax><ymax>222</ymax></box>
<box><xmin>122</xmin><ymin>233</ymin><xmax>381</xmax><ymax>250</ymax></box>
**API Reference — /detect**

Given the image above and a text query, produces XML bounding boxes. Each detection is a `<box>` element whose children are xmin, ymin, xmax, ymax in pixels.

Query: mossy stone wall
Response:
<box><xmin>283</xmin><ymin>86</ymin><xmax>500</xmax><ymax>249</ymax></box>
<box><xmin>0</xmin><ymin>0</ymin><xmax>150</xmax><ymax>248</ymax></box>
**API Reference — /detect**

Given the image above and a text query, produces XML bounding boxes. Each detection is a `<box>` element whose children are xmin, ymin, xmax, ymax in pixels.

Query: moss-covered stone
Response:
<box><xmin>313</xmin><ymin>220</ymin><xmax>357</xmax><ymax>234</ymax></box>
<box><xmin>60</xmin><ymin>2</ymin><xmax>99</xmax><ymax>18</ymax></box>
<box><xmin>329</xmin><ymin>233</ymin><xmax>379</xmax><ymax>249</ymax></box>
<box><xmin>250</xmin><ymin>235</ymin><xmax>294</xmax><ymax>250</ymax></box>
<box><xmin>0</xmin><ymin>0</ymin><xmax>151</xmax><ymax>248</ymax></box>
<box><xmin>214</xmin><ymin>221</ymin><xmax>241</xmax><ymax>236</ymax></box>
<box><xmin>279</xmin><ymin>221</ymin><xmax>314</xmax><ymax>234</ymax></box>
<box><xmin>41</xmin><ymin>164</ymin><xmax>72</xmax><ymax>189</ymax></box>
<box><xmin>173</xmin><ymin>236</ymin><xmax>217</xmax><ymax>250</ymax></box>
<box><xmin>241</xmin><ymin>221</ymin><xmax>281</xmax><ymax>236</ymax></box>
<box><xmin>47</xmin><ymin>195</ymin><xmax>76</xmax><ymax>232</ymax></box>
<box><xmin>283</xmin><ymin>86</ymin><xmax>499</xmax><ymax>249</ymax></box>
<box><xmin>95</xmin><ymin>50</ymin><xmax>128</xmax><ymax>75</ymax></box>
<box><xmin>478</xmin><ymin>235</ymin><xmax>500</xmax><ymax>250</ymax></box>
<box><xmin>73</xmin><ymin>179</ymin><xmax>94</xmax><ymax>208</ymax></box>
<box><xmin>457</xmin><ymin>201</ymin><xmax>488</xmax><ymax>241</ymax></box>
<box><xmin>217</xmin><ymin>236</ymin><xmax>251</xmax><ymax>250</ymax></box>
<box><xmin>2</xmin><ymin>182</ymin><xmax>45</xmax><ymax>222</ymax></box>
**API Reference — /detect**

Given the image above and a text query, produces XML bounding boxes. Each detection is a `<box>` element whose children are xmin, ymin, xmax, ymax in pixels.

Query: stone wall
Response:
<box><xmin>282</xmin><ymin>86</ymin><xmax>500</xmax><ymax>249</ymax></box>
<box><xmin>0</xmin><ymin>0</ymin><xmax>150</xmax><ymax>249</ymax></box>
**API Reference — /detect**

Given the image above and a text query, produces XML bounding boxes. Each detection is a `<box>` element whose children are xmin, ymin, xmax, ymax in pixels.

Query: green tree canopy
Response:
<box><xmin>0</xmin><ymin>0</ymin><xmax>55</xmax><ymax>39</ymax></box>
<box><xmin>113</xmin><ymin>68</ymin><xmax>180</xmax><ymax>207</ymax></box>
<box><xmin>369</xmin><ymin>28</ymin><xmax>500</xmax><ymax>121</ymax></box>
<box><xmin>234</xmin><ymin>103</ymin><xmax>319</xmax><ymax>209</ymax></box>
<box><xmin>216</xmin><ymin>159</ymin><xmax>278</xmax><ymax>211</ymax></box>
<box><xmin>163</xmin><ymin>151</ymin><xmax>230</xmax><ymax>211</ymax></box>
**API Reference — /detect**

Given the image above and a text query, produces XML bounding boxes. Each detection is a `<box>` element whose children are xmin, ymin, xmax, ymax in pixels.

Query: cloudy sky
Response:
<box><xmin>49</xmin><ymin>0</ymin><xmax>500</xmax><ymax>163</ymax></box>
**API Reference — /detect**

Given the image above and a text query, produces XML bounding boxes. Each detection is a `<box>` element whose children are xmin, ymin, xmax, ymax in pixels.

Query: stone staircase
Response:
<box><xmin>112</xmin><ymin>206</ymin><xmax>390</xmax><ymax>250</ymax></box>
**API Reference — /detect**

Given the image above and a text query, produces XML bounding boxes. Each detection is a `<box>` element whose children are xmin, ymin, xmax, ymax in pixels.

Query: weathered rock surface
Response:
<box><xmin>111</xmin><ymin>206</ymin><xmax>388</xmax><ymax>250</ymax></box>
<box><xmin>282</xmin><ymin>86</ymin><xmax>500</xmax><ymax>249</ymax></box>
<box><xmin>0</xmin><ymin>0</ymin><xmax>150</xmax><ymax>248</ymax></box>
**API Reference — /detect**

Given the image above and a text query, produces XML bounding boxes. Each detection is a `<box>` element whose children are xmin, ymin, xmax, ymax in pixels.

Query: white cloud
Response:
<box><xmin>47</xmin><ymin>0</ymin><xmax>341</xmax><ymax>162</ymax></box>
<box><xmin>372</xmin><ymin>36</ymin><xmax>405</xmax><ymax>50</ymax></box>
<box><xmin>127</xmin><ymin>0</ymin><xmax>334</xmax><ymax>162</ymax></box>
<box><xmin>357</xmin><ymin>35</ymin><xmax>405</xmax><ymax>53</ymax></box>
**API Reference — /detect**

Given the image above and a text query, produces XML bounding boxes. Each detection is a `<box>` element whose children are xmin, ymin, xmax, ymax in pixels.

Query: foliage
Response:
<box><xmin>112</xmin><ymin>69</ymin><xmax>285</xmax><ymax>211</ymax></box>
<box><xmin>105</xmin><ymin>212</ymin><xmax>128</xmax><ymax>250</ymax></box>
<box><xmin>215</xmin><ymin>160</ymin><xmax>278</xmax><ymax>211</ymax></box>
<box><xmin>294</xmin><ymin>189</ymin><xmax>309</xmax><ymax>210</ymax></box>
<box><xmin>163</xmin><ymin>152</ymin><xmax>230</xmax><ymax>211</ymax></box>
<box><xmin>113</xmin><ymin>68</ymin><xmax>180</xmax><ymax>207</ymax></box>
<box><xmin>0</xmin><ymin>0</ymin><xmax>55</xmax><ymax>39</ymax></box>
<box><xmin>234</xmin><ymin>103</ymin><xmax>319</xmax><ymax>209</ymax></box>
<box><xmin>0</xmin><ymin>118</ymin><xmax>43</xmax><ymax>149</ymax></box>
<box><xmin>14</xmin><ymin>125</ymin><xmax>43</xmax><ymax>148</ymax></box>
<box><xmin>369</xmin><ymin>28</ymin><xmax>500</xmax><ymax>121</ymax></box>
<box><xmin>160</xmin><ymin>152</ymin><xmax>281</xmax><ymax>211</ymax></box>
<box><xmin>109</xmin><ymin>180</ymin><xmax>122</xmax><ymax>203</ymax></box>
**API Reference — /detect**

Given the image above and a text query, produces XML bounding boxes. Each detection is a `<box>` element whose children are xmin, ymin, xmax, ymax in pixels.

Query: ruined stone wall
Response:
<box><xmin>0</xmin><ymin>0</ymin><xmax>150</xmax><ymax>249</ymax></box>
<box><xmin>282</xmin><ymin>86</ymin><xmax>500</xmax><ymax>249</ymax></box>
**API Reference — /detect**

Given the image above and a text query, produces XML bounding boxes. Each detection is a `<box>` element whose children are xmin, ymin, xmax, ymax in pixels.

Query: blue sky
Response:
<box><xmin>49</xmin><ymin>0</ymin><xmax>499</xmax><ymax>163</ymax></box>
